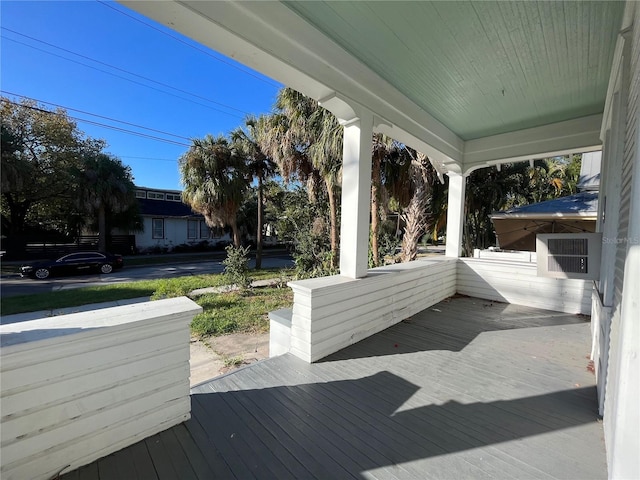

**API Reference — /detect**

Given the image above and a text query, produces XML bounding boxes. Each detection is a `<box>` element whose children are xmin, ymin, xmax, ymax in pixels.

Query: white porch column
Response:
<box><xmin>445</xmin><ymin>172</ymin><xmax>466</xmax><ymax>257</ymax></box>
<box><xmin>340</xmin><ymin>110</ymin><xmax>373</xmax><ymax>278</ymax></box>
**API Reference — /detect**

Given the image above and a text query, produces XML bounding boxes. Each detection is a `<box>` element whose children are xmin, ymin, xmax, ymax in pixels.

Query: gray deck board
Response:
<box><xmin>170</xmin><ymin>423</ymin><xmax>217</xmax><ymax>479</ymax></box>
<box><xmin>62</xmin><ymin>296</ymin><xmax>607</xmax><ymax>480</ymax></box>
<box><xmin>182</xmin><ymin>403</ymin><xmax>236</xmax><ymax>478</ymax></box>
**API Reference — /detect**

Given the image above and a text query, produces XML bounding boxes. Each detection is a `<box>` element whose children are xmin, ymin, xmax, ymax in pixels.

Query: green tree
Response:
<box><xmin>1</xmin><ymin>97</ymin><xmax>104</xmax><ymax>252</ymax></box>
<box><xmin>463</xmin><ymin>155</ymin><xmax>583</xmax><ymax>253</ymax></box>
<box><xmin>274</xmin><ymin>186</ymin><xmax>335</xmax><ymax>278</ymax></box>
<box><xmin>259</xmin><ymin>88</ymin><xmax>343</xmax><ymax>269</ymax></box>
<box><xmin>179</xmin><ymin>134</ymin><xmax>248</xmax><ymax>247</ymax></box>
<box><xmin>230</xmin><ymin>115</ymin><xmax>276</xmax><ymax>269</ymax></box>
<box><xmin>75</xmin><ymin>153</ymin><xmax>139</xmax><ymax>252</ymax></box>
<box><xmin>464</xmin><ymin>163</ymin><xmax>528</xmax><ymax>253</ymax></box>
<box><xmin>370</xmin><ymin>134</ymin><xmax>407</xmax><ymax>266</ymax></box>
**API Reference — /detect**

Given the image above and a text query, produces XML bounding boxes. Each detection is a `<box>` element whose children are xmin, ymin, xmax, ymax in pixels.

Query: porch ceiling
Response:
<box><xmin>120</xmin><ymin>0</ymin><xmax>625</xmax><ymax>171</ymax></box>
<box><xmin>285</xmin><ymin>1</ymin><xmax>623</xmax><ymax>142</ymax></box>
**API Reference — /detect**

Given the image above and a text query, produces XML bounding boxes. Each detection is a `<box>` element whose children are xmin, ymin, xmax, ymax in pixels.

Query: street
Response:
<box><xmin>0</xmin><ymin>253</ymin><xmax>294</xmax><ymax>298</ymax></box>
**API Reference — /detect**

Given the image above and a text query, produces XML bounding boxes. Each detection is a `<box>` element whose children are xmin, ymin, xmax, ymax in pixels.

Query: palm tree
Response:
<box><xmin>259</xmin><ymin>88</ymin><xmax>343</xmax><ymax>267</ymax></box>
<box><xmin>400</xmin><ymin>151</ymin><xmax>433</xmax><ymax>262</ymax></box>
<box><xmin>76</xmin><ymin>153</ymin><xmax>137</xmax><ymax>252</ymax></box>
<box><xmin>370</xmin><ymin>133</ymin><xmax>401</xmax><ymax>266</ymax></box>
<box><xmin>230</xmin><ymin>115</ymin><xmax>276</xmax><ymax>269</ymax></box>
<box><xmin>179</xmin><ymin>134</ymin><xmax>248</xmax><ymax>247</ymax></box>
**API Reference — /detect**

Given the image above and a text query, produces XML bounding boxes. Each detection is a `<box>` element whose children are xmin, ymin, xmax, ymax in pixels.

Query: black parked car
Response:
<box><xmin>20</xmin><ymin>252</ymin><xmax>124</xmax><ymax>279</ymax></box>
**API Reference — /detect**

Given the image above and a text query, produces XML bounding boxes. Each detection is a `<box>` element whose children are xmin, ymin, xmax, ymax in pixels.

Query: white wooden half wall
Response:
<box><xmin>0</xmin><ymin>297</ymin><xmax>202</xmax><ymax>480</ymax></box>
<box><xmin>457</xmin><ymin>258</ymin><xmax>592</xmax><ymax>315</ymax></box>
<box><xmin>286</xmin><ymin>257</ymin><xmax>457</xmax><ymax>362</ymax></box>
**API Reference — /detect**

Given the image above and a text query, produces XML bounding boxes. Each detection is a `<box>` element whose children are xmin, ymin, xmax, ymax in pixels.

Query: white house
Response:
<box><xmin>133</xmin><ymin>186</ymin><xmax>231</xmax><ymax>252</ymax></box>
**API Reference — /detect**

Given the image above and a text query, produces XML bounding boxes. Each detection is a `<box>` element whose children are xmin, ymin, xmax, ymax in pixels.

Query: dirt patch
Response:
<box><xmin>189</xmin><ymin>332</ymin><xmax>269</xmax><ymax>386</ymax></box>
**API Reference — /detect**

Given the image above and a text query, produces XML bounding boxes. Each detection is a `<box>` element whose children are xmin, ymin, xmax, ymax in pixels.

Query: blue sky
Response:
<box><xmin>1</xmin><ymin>1</ymin><xmax>282</xmax><ymax>190</ymax></box>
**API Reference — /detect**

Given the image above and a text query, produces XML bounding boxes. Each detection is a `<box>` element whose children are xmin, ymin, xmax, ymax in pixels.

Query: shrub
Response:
<box><xmin>222</xmin><ymin>244</ymin><xmax>252</xmax><ymax>288</ymax></box>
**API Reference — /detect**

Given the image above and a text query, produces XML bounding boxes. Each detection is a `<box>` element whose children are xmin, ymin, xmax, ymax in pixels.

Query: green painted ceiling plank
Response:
<box><xmin>285</xmin><ymin>0</ymin><xmax>624</xmax><ymax>140</ymax></box>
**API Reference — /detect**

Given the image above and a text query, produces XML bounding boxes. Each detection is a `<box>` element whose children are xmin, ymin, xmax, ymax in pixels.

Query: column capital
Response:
<box><xmin>319</xmin><ymin>92</ymin><xmax>372</xmax><ymax>126</ymax></box>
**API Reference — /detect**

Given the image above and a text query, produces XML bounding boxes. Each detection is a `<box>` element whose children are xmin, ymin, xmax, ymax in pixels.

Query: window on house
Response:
<box><xmin>188</xmin><ymin>220</ymin><xmax>198</xmax><ymax>239</ymax></box>
<box><xmin>200</xmin><ymin>221</ymin><xmax>211</xmax><ymax>239</ymax></box>
<box><xmin>152</xmin><ymin>218</ymin><xmax>164</xmax><ymax>239</ymax></box>
<box><xmin>135</xmin><ymin>190</ymin><xmax>147</xmax><ymax>199</ymax></box>
<box><xmin>147</xmin><ymin>192</ymin><xmax>165</xmax><ymax>200</ymax></box>
<box><xmin>166</xmin><ymin>193</ymin><xmax>182</xmax><ymax>202</ymax></box>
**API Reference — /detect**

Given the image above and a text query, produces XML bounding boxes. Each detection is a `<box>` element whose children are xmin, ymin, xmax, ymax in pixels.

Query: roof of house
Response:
<box><xmin>491</xmin><ymin>192</ymin><xmax>598</xmax><ymax>220</ymax></box>
<box><xmin>138</xmin><ymin>198</ymin><xmax>202</xmax><ymax>218</ymax></box>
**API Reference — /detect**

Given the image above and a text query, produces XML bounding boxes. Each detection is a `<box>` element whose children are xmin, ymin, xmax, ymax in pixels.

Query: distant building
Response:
<box><xmin>490</xmin><ymin>151</ymin><xmax>601</xmax><ymax>251</ymax></box>
<box><xmin>132</xmin><ymin>186</ymin><xmax>231</xmax><ymax>253</ymax></box>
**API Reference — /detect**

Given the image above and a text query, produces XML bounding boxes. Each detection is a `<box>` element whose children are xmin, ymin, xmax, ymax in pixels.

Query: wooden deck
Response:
<box><xmin>62</xmin><ymin>296</ymin><xmax>607</xmax><ymax>480</ymax></box>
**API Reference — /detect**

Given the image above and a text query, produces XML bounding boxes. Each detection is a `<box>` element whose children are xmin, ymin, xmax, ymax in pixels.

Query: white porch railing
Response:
<box><xmin>273</xmin><ymin>257</ymin><xmax>458</xmax><ymax>362</ymax></box>
<box><xmin>0</xmin><ymin>297</ymin><xmax>202</xmax><ymax>480</ymax></box>
<box><xmin>458</xmin><ymin>257</ymin><xmax>592</xmax><ymax>315</ymax></box>
<box><xmin>273</xmin><ymin>256</ymin><xmax>593</xmax><ymax>363</ymax></box>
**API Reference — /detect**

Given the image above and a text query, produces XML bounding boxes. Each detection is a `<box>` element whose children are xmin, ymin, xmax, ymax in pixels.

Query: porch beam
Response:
<box><xmin>463</xmin><ymin>114</ymin><xmax>603</xmax><ymax>170</ymax></box>
<box><xmin>445</xmin><ymin>173</ymin><xmax>466</xmax><ymax>258</ymax></box>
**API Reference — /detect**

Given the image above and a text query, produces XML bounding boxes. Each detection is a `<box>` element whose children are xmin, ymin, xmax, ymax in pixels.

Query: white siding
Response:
<box><xmin>457</xmin><ymin>258</ymin><xmax>592</xmax><ymax>314</ymax></box>
<box><xmin>0</xmin><ymin>297</ymin><xmax>202</xmax><ymax>480</ymax></box>
<box><xmin>591</xmin><ymin>290</ymin><xmax>612</xmax><ymax>416</ymax></box>
<box><xmin>287</xmin><ymin>257</ymin><xmax>457</xmax><ymax>362</ymax></box>
<box><xmin>135</xmin><ymin>217</ymin><xmax>189</xmax><ymax>249</ymax></box>
<box><xmin>603</xmin><ymin>3</ymin><xmax>640</xmax><ymax>478</ymax></box>
<box><xmin>135</xmin><ymin>217</ymin><xmax>231</xmax><ymax>250</ymax></box>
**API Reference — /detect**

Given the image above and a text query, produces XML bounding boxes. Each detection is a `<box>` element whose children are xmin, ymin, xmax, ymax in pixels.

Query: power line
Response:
<box><xmin>2</xmin><ymin>90</ymin><xmax>193</xmax><ymax>142</ymax></box>
<box><xmin>72</xmin><ymin>117</ymin><xmax>190</xmax><ymax>147</ymax></box>
<box><xmin>1</xmin><ymin>35</ymin><xmax>246</xmax><ymax>120</ymax></box>
<box><xmin>1</xmin><ymin>26</ymin><xmax>250</xmax><ymax>116</ymax></box>
<box><xmin>2</xmin><ymin>97</ymin><xmax>191</xmax><ymax>147</ymax></box>
<box><xmin>96</xmin><ymin>0</ymin><xmax>282</xmax><ymax>89</ymax></box>
<box><xmin>120</xmin><ymin>156</ymin><xmax>178</xmax><ymax>163</ymax></box>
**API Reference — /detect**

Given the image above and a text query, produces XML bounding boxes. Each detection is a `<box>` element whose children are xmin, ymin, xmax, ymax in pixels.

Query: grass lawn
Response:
<box><xmin>190</xmin><ymin>287</ymin><xmax>293</xmax><ymax>337</ymax></box>
<box><xmin>1</xmin><ymin>268</ymin><xmax>294</xmax><ymax>338</ymax></box>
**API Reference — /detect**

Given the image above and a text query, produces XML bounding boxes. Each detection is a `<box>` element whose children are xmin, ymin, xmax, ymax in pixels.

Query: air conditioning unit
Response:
<box><xmin>536</xmin><ymin>233</ymin><xmax>602</xmax><ymax>280</ymax></box>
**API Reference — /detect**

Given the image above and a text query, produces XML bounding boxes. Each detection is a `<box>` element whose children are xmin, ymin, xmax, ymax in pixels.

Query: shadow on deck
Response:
<box><xmin>63</xmin><ymin>296</ymin><xmax>605</xmax><ymax>480</ymax></box>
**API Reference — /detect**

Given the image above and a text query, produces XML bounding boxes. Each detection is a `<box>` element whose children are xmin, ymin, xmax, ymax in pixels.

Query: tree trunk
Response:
<box><xmin>326</xmin><ymin>178</ymin><xmax>338</xmax><ymax>269</ymax></box>
<box><xmin>230</xmin><ymin>217</ymin><xmax>241</xmax><ymax>247</ymax></box>
<box><xmin>98</xmin><ymin>205</ymin><xmax>107</xmax><ymax>252</ymax></box>
<box><xmin>256</xmin><ymin>175</ymin><xmax>263</xmax><ymax>269</ymax></box>
<box><xmin>4</xmin><ymin>194</ymin><xmax>30</xmax><ymax>235</ymax></box>
<box><xmin>400</xmin><ymin>153</ymin><xmax>430</xmax><ymax>263</ymax></box>
<box><xmin>370</xmin><ymin>151</ymin><xmax>382</xmax><ymax>266</ymax></box>
<box><xmin>400</xmin><ymin>195</ymin><xmax>423</xmax><ymax>262</ymax></box>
